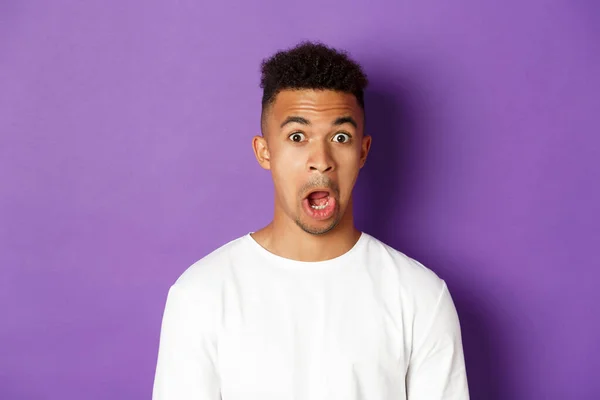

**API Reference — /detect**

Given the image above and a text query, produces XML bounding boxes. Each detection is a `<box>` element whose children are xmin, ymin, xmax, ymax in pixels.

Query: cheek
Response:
<box><xmin>337</xmin><ymin>150</ymin><xmax>362</xmax><ymax>175</ymax></box>
<box><xmin>335</xmin><ymin>152</ymin><xmax>362</xmax><ymax>198</ymax></box>
<box><xmin>271</xmin><ymin>144</ymin><xmax>304</xmax><ymax>170</ymax></box>
<box><xmin>274</xmin><ymin>144</ymin><xmax>307</xmax><ymax>170</ymax></box>
<box><xmin>271</xmin><ymin>153</ymin><xmax>305</xmax><ymax>200</ymax></box>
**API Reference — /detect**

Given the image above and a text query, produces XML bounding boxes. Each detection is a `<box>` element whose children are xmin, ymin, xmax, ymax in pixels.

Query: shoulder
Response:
<box><xmin>157</xmin><ymin>236</ymin><xmax>249</xmax><ymax>336</ymax></box>
<box><xmin>363</xmin><ymin>234</ymin><xmax>447</xmax><ymax>306</ymax></box>
<box><xmin>171</xmin><ymin>234</ymin><xmax>249</xmax><ymax>296</ymax></box>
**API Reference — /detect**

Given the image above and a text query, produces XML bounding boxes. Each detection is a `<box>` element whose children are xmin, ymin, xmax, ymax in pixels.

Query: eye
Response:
<box><xmin>333</xmin><ymin>133</ymin><xmax>351</xmax><ymax>143</ymax></box>
<box><xmin>289</xmin><ymin>132</ymin><xmax>306</xmax><ymax>142</ymax></box>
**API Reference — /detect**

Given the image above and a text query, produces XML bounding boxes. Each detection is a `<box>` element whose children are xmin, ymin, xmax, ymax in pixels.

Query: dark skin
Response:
<box><xmin>251</xmin><ymin>89</ymin><xmax>372</xmax><ymax>262</ymax></box>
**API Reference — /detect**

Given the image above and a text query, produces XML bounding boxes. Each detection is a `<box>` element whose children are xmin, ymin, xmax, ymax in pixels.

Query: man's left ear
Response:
<box><xmin>360</xmin><ymin>134</ymin><xmax>372</xmax><ymax>168</ymax></box>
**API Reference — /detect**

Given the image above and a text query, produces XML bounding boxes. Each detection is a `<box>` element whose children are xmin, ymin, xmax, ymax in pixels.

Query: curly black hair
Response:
<box><xmin>260</xmin><ymin>41</ymin><xmax>368</xmax><ymax>116</ymax></box>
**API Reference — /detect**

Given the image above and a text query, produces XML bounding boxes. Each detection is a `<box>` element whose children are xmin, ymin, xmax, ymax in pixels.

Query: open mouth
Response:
<box><xmin>302</xmin><ymin>188</ymin><xmax>336</xmax><ymax>221</ymax></box>
<box><xmin>307</xmin><ymin>190</ymin><xmax>331</xmax><ymax>210</ymax></box>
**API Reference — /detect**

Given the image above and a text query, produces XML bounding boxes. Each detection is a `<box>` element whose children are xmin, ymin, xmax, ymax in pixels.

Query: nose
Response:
<box><xmin>307</xmin><ymin>142</ymin><xmax>335</xmax><ymax>173</ymax></box>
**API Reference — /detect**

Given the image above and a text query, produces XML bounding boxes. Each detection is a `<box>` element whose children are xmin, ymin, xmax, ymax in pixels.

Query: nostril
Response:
<box><xmin>308</xmin><ymin>164</ymin><xmax>333</xmax><ymax>172</ymax></box>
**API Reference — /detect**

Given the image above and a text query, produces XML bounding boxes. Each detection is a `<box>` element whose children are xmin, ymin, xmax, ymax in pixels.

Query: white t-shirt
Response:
<box><xmin>152</xmin><ymin>232</ymin><xmax>470</xmax><ymax>400</ymax></box>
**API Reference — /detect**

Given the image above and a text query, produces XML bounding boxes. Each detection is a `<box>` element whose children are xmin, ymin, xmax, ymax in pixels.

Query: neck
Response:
<box><xmin>252</xmin><ymin>198</ymin><xmax>361</xmax><ymax>262</ymax></box>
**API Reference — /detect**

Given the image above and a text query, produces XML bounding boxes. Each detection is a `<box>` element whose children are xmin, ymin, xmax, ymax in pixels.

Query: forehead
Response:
<box><xmin>268</xmin><ymin>89</ymin><xmax>363</xmax><ymax>125</ymax></box>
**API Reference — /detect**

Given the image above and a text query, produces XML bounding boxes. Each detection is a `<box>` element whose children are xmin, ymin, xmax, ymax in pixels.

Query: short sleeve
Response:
<box><xmin>405</xmin><ymin>281</ymin><xmax>470</xmax><ymax>399</ymax></box>
<box><xmin>152</xmin><ymin>284</ymin><xmax>221</xmax><ymax>400</ymax></box>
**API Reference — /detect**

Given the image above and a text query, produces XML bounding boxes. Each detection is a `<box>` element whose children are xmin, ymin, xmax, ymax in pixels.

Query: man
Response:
<box><xmin>152</xmin><ymin>42</ymin><xmax>470</xmax><ymax>400</ymax></box>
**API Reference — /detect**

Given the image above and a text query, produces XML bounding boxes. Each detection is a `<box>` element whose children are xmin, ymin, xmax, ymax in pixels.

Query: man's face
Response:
<box><xmin>254</xmin><ymin>89</ymin><xmax>371</xmax><ymax>235</ymax></box>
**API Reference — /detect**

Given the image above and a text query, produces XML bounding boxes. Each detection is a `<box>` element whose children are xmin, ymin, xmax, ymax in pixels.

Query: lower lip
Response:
<box><xmin>302</xmin><ymin>196</ymin><xmax>336</xmax><ymax>221</ymax></box>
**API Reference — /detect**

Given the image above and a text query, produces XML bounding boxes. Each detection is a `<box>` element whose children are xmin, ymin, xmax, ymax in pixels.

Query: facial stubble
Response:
<box><xmin>294</xmin><ymin>175</ymin><xmax>342</xmax><ymax>235</ymax></box>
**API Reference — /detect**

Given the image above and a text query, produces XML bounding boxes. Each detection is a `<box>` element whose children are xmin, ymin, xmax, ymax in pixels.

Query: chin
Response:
<box><xmin>295</xmin><ymin>213</ymin><xmax>342</xmax><ymax>236</ymax></box>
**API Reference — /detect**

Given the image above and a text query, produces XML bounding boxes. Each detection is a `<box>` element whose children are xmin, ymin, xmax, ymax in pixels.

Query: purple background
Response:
<box><xmin>1</xmin><ymin>1</ymin><xmax>599</xmax><ymax>399</ymax></box>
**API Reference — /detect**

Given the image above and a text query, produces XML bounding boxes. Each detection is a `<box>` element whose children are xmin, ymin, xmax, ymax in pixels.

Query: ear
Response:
<box><xmin>359</xmin><ymin>134</ymin><xmax>372</xmax><ymax>168</ymax></box>
<box><xmin>252</xmin><ymin>135</ymin><xmax>271</xmax><ymax>170</ymax></box>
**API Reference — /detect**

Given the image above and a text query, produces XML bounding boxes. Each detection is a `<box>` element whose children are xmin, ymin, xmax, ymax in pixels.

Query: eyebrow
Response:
<box><xmin>333</xmin><ymin>116</ymin><xmax>357</xmax><ymax>128</ymax></box>
<box><xmin>279</xmin><ymin>115</ymin><xmax>358</xmax><ymax>129</ymax></box>
<box><xmin>280</xmin><ymin>116</ymin><xmax>310</xmax><ymax>128</ymax></box>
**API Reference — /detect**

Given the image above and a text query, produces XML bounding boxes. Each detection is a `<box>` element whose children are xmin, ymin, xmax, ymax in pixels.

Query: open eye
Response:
<box><xmin>289</xmin><ymin>132</ymin><xmax>306</xmax><ymax>142</ymax></box>
<box><xmin>332</xmin><ymin>133</ymin><xmax>351</xmax><ymax>143</ymax></box>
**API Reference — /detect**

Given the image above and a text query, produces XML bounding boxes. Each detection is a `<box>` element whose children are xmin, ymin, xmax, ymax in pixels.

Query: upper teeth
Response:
<box><xmin>311</xmin><ymin>201</ymin><xmax>329</xmax><ymax>210</ymax></box>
